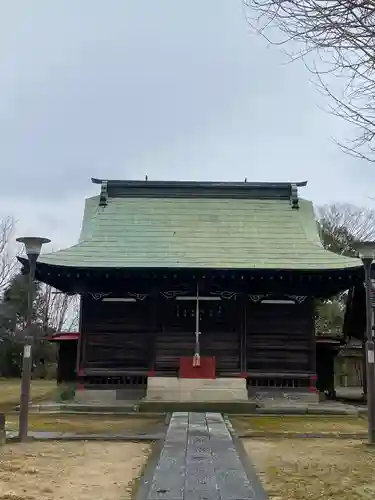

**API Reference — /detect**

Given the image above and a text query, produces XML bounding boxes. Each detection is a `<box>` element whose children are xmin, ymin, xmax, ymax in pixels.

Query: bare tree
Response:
<box><xmin>315</xmin><ymin>203</ymin><xmax>375</xmax><ymax>333</ymax></box>
<box><xmin>38</xmin><ymin>286</ymin><xmax>80</xmax><ymax>333</ymax></box>
<box><xmin>244</xmin><ymin>0</ymin><xmax>375</xmax><ymax>160</ymax></box>
<box><xmin>316</xmin><ymin>202</ymin><xmax>375</xmax><ymax>394</ymax></box>
<box><xmin>0</xmin><ymin>216</ymin><xmax>18</xmax><ymax>295</ymax></box>
<box><xmin>316</xmin><ymin>202</ymin><xmax>375</xmax><ymax>255</ymax></box>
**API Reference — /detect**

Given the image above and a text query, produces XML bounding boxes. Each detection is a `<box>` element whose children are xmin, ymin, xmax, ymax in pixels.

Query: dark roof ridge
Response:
<box><xmin>91</xmin><ymin>177</ymin><xmax>308</xmax><ymax>202</ymax></box>
<box><xmin>91</xmin><ymin>177</ymin><xmax>307</xmax><ymax>188</ymax></box>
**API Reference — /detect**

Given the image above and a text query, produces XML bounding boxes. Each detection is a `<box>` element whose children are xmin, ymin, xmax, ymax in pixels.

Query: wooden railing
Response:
<box><xmin>247</xmin><ymin>371</ymin><xmax>311</xmax><ymax>390</ymax></box>
<box><xmin>81</xmin><ymin>372</ymin><xmax>148</xmax><ymax>395</ymax></box>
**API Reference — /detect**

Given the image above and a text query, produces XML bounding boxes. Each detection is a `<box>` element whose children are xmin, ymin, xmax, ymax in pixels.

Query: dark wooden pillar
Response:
<box><xmin>310</xmin><ymin>298</ymin><xmax>317</xmax><ymax>374</ymax></box>
<box><xmin>75</xmin><ymin>295</ymin><xmax>83</xmax><ymax>374</ymax></box>
<box><xmin>240</xmin><ymin>294</ymin><xmax>247</xmax><ymax>374</ymax></box>
<box><xmin>149</xmin><ymin>287</ymin><xmax>158</xmax><ymax>373</ymax></box>
<box><xmin>310</xmin><ymin>297</ymin><xmax>318</xmax><ymax>393</ymax></box>
<box><xmin>78</xmin><ymin>294</ymin><xmax>88</xmax><ymax>373</ymax></box>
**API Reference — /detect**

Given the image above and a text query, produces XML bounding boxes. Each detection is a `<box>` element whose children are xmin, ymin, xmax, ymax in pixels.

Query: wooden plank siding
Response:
<box><xmin>200</xmin><ymin>298</ymin><xmax>242</xmax><ymax>375</ymax></box>
<box><xmin>80</xmin><ymin>294</ymin><xmax>315</xmax><ymax>379</ymax></box>
<box><xmin>154</xmin><ymin>298</ymin><xmax>242</xmax><ymax>375</ymax></box>
<box><xmin>81</xmin><ymin>296</ymin><xmax>152</xmax><ymax>372</ymax></box>
<box><xmin>246</xmin><ymin>301</ymin><xmax>315</xmax><ymax>375</ymax></box>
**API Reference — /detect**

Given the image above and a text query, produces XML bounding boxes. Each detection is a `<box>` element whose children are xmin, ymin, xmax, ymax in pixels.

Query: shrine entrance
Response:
<box><xmin>155</xmin><ymin>291</ymin><xmax>242</xmax><ymax>377</ymax></box>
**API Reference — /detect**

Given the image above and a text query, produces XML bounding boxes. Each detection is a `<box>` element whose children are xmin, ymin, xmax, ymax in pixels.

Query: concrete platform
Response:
<box><xmin>146</xmin><ymin>377</ymin><xmax>248</xmax><ymax>402</ymax></box>
<box><xmin>256</xmin><ymin>400</ymin><xmax>362</xmax><ymax>415</ymax></box>
<box><xmin>23</xmin><ymin>399</ymin><xmax>362</xmax><ymax>416</ymax></box>
<box><xmin>138</xmin><ymin>400</ymin><xmax>258</xmax><ymax>414</ymax></box>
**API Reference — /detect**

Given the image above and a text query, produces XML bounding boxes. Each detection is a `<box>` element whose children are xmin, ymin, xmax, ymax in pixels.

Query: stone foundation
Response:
<box><xmin>74</xmin><ymin>389</ymin><xmax>119</xmax><ymax>404</ymax></box>
<box><xmin>145</xmin><ymin>377</ymin><xmax>248</xmax><ymax>402</ymax></box>
<box><xmin>248</xmin><ymin>389</ymin><xmax>319</xmax><ymax>404</ymax></box>
<box><xmin>74</xmin><ymin>380</ymin><xmax>318</xmax><ymax>405</ymax></box>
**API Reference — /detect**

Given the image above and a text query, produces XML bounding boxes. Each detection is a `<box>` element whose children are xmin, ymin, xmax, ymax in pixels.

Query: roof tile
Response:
<box><xmin>38</xmin><ymin>194</ymin><xmax>362</xmax><ymax>270</ymax></box>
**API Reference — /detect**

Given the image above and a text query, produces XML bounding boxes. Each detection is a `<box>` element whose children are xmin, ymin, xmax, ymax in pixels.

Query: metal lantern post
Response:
<box><xmin>355</xmin><ymin>241</ymin><xmax>375</xmax><ymax>445</ymax></box>
<box><xmin>16</xmin><ymin>236</ymin><xmax>50</xmax><ymax>442</ymax></box>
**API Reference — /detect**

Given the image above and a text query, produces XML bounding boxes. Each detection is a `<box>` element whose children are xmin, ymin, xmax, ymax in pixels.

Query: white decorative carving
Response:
<box><xmin>248</xmin><ymin>294</ymin><xmax>307</xmax><ymax>304</ymax></box>
<box><xmin>89</xmin><ymin>292</ymin><xmax>112</xmax><ymax>300</ymax></box>
<box><xmin>160</xmin><ymin>290</ymin><xmax>189</xmax><ymax>299</ymax></box>
<box><xmin>287</xmin><ymin>295</ymin><xmax>307</xmax><ymax>304</ymax></box>
<box><xmin>128</xmin><ymin>292</ymin><xmax>148</xmax><ymax>301</ymax></box>
<box><xmin>249</xmin><ymin>294</ymin><xmax>264</xmax><ymax>303</ymax></box>
<box><xmin>210</xmin><ymin>290</ymin><xmax>238</xmax><ymax>300</ymax></box>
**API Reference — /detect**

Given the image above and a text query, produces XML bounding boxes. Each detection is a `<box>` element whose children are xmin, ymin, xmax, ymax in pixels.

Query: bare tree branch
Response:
<box><xmin>0</xmin><ymin>216</ymin><xmax>18</xmax><ymax>295</ymax></box>
<box><xmin>244</xmin><ymin>0</ymin><xmax>375</xmax><ymax>160</ymax></box>
<box><xmin>314</xmin><ymin>202</ymin><xmax>375</xmax><ymax>336</ymax></box>
<box><xmin>37</xmin><ymin>286</ymin><xmax>79</xmax><ymax>333</ymax></box>
<box><xmin>316</xmin><ymin>202</ymin><xmax>375</xmax><ymax>255</ymax></box>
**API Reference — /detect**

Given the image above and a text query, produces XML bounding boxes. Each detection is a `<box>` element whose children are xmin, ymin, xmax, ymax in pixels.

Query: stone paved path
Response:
<box><xmin>147</xmin><ymin>412</ymin><xmax>267</xmax><ymax>500</ymax></box>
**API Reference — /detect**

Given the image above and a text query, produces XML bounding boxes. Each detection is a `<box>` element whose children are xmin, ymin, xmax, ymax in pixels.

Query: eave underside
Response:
<box><xmin>26</xmin><ymin>260</ymin><xmax>365</xmax><ymax>298</ymax></box>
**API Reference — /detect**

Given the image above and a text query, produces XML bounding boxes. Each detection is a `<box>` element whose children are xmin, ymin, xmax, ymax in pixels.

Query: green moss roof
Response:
<box><xmin>37</xmin><ymin>180</ymin><xmax>362</xmax><ymax>271</ymax></box>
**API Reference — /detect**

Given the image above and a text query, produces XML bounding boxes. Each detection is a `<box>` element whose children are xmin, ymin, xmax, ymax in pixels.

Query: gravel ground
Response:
<box><xmin>231</xmin><ymin>416</ymin><xmax>367</xmax><ymax>434</ymax></box>
<box><xmin>244</xmin><ymin>438</ymin><xmax>375</xmax><ymax>500</ymax></box>
<box><xmin>0</xmin><ymin>441</ymin><xmax>151</xmax><ymax>500</ymax></box>
<box><xmin>5</xmin><ymin>414</ymin><xmax>164</xmax><ymax>434</ymax></box>
<box><xmin>0</xmin><ymin>379</ymin><xmax>56</xmax><ymax>412</ymax></box>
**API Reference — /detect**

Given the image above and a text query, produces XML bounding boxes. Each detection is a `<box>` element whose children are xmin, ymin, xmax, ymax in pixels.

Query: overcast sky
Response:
<box><xmin>1</xmin><ymin>0</ymin><xmax>375</xmax><ymax>253</ymax></box>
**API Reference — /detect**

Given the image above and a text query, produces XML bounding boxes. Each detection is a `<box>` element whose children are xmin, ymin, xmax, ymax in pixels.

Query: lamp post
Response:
<box><xmin>354</xmin><ymin>241</ymin><xmax>375</xmax><ymax>445</ymax></box>
<box><xmin>16</xmin><ymin>236</ymin><xmax>50</xmax><ymax>442</ymax></box>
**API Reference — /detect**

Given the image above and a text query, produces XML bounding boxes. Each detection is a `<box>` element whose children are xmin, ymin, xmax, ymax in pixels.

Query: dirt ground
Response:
<box><xmin>0</xmin><ymin>441</ymin><xmax>151</xmax><ymax>500</ymax></box>
<box><xmin>5</xmin><ymin>414</ymin><xmax>164</xmax><ymax>434</ymax></box>
<box><xmin>244</xmin><ymin>438</ymin><xmax>375</xmax><ymax>500</ymax></box>
<box><xmin>231</xmin><ymin>415</ymin><xmax>367</xmax><ymax>434</ymax></box>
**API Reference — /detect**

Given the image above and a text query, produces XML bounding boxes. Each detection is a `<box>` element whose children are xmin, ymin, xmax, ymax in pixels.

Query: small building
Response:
<box><xmin>335</xmin><ymin>339</ymin><xmax>364</xmax><ymax>388</ymax></box>
<box><xmin>20</xmin><ymin>178</ymin><xmax>365</xmax><ymax>401</ymax></box>
<box><xmin>46</xmin><ymin>332</ymin><xmax>79</xmax><ymax>384</ymax></box>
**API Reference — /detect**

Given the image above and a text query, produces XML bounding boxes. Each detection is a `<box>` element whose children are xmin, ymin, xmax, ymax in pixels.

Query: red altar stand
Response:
<box><xmin>179</xmin><ymin>356</ymin><xmax>216</xmax><ymax>379</ymax></box>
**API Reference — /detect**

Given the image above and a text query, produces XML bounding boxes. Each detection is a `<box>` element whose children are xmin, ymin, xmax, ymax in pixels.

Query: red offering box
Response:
<box><xmin>179</xmin><ymin>356</ymin><xmax>216</xmax><ymax>379</ymax></box>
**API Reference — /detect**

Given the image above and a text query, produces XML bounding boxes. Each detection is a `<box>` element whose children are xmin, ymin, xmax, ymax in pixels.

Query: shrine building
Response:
<box><xmin>20</xmin><ymin>178</ymin><xmax>365</xmax><ymax>402</ymax></box>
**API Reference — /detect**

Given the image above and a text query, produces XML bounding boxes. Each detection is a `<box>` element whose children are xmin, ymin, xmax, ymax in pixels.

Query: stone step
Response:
<box><xmin>138</xmin><ymin>400</ymin><xmax>258</xmax><ymax>414</ymax></box>
<box><xmin>146</xmin><ymin>377</ymin><xmax>249</xmax><ymax>402</ymax></box>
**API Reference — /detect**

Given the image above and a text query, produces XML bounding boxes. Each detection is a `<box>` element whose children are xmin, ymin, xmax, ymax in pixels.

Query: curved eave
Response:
<box><xmin>18</xmin><ymin>257</ymin><xmax>365</xmax><ymax>274</ymax></box>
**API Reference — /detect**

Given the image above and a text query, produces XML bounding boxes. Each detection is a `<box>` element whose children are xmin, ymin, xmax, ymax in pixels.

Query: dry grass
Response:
<box><xmin>231</xmin><ymin>415</ymin><xmax>367</xmax><ymax>434</ymax></box>
<box><xmin>5</xmin><ymin>413</ymin><xmax>164</xmax><ymax>434</ymax></box>
<box><xmin>0</xmin><ymin>441</ymin><xmax>151</xmax><ymax>500</ymax></box>
<box><xmin>0</xmin><ymin>379</ymin><xmax>56</xmax><ymax>412</ymax></box>
<box><xmin>245</xmin><ymin>438</ymin><xmax>375</xmax><ymax>500</ymax></box>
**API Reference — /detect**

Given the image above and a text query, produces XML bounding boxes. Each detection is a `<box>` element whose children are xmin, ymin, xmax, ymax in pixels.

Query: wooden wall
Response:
<box><xmin>81</xmin><ymin>296</ymin><xmax>153</xmax><ymax>372</ymax></box>
<box><xmin>80</xmin><ymin>294</ymin><xmax>315</xmax><ymax>378</ymax></box>
<box><xmin>246</xmin><ymin>301</ymin><xmax>315</xmax><ymax>374</ymax></box>
<box><xmin>154</xmin><ymin>298</ymin><xmax>242</xmax><ymax>375</ymax></box>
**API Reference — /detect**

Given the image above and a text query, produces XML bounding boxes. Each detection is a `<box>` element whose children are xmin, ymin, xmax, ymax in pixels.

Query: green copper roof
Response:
<box><xmin>37</xmin><ymin>179</ymin><xmax>362</xmax><ymax>271</ymax></box>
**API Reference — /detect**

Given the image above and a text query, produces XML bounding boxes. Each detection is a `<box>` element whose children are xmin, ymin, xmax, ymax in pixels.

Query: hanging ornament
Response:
<box><xmin>193</xmin><ymin>282</ymin><xmax>201</xmax><ymax>367</ymax></box>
